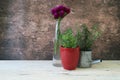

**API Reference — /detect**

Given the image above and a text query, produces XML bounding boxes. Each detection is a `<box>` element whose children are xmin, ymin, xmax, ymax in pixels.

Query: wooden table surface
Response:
<box><xmin>0</xmin><ymin>60</ymin><xmax>120</xmax><ymax>80</ymax></box>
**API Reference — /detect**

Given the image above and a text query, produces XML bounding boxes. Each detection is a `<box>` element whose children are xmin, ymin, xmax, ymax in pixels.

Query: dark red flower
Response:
<box><xmin>54</xmin><ymin>13</ymin><xmax>59</xmax><ymax>19</ymax></box>
<box><xmin>65</xmin><ymin>8</ymin><xmax>70</xmax><ymax>14</ymax></box>
<box><xmin>51</xmin><ymin>5</ymin><xmax>70</xmax><ymax>19</ymax></box>
<box><xmin>51</xmin><ymin>8</ymin><xmax>57</xmax><ymax>15</ymax></box>
<box><xmin>57</xmin><ymin>5</ymin><xmax>65</xmax><ymax>11</ymax></box>
<box><xmin>59</xmin><ymin>10</ymin><xmax>65</xmax><ymax>18</ymax></box>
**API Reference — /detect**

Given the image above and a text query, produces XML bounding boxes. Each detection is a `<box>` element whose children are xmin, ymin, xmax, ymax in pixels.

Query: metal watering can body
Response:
<box><xmin>78</xmin><ymin>51</ymin><xmax>102</xmax><ymax>68</ymax></box>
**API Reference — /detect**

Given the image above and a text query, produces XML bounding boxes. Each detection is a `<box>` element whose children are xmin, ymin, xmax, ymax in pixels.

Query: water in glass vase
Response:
<box><xmin>53</xmin><ymin>53</ymin><xmax>61</xmax><ymax>67</ymax></box>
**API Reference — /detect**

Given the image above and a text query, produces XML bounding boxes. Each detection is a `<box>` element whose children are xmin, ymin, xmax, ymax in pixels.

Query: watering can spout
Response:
<box><xmin>92</xmin><ymin>59</ymin><xmax>102</xmax><ymax>64</ymax></box>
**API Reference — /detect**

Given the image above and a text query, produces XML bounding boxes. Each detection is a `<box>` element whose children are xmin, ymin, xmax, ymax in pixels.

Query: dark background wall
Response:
<box><xmin>0</xmin><ymin>0</ymin><xmax>120</xmax><ymax>60</ymax></box>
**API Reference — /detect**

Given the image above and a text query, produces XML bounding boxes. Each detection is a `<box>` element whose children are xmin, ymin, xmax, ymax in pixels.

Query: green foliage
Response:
<box><xmin>61</xmin><ymin>28</ymin><xmax>78</xmax><ymax>48</ymax></box>
<box><xmin>76</xmin><ymin>24</ymin><xmax>101</xmax><ymax>51</ymax></box>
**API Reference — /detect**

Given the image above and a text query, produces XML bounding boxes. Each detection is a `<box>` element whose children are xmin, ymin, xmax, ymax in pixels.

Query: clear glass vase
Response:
<box><xmin>52</xmin><ymin>20</ymin><xmax>62</xmax><ymax>67</ymax></box>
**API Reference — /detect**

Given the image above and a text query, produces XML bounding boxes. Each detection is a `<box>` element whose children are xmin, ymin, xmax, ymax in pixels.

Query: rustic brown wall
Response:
<box><xmin>0</xmin><ymin>0</ymin><xmax>120</xmax><ymax>59</ymax></box>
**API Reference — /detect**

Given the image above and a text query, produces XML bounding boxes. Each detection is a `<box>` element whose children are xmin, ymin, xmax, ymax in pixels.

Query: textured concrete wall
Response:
<box><xmin>0</xmin><ymin>0</ymin><xmax>120</xmax><ymax>59</ymax></box>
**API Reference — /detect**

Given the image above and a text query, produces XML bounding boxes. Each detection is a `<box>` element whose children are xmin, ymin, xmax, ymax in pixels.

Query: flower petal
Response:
<box><xmin>54</xmin><ymin>13</ymin><xmax>59</xmax><ymax>19</ymax></box>
<box><xmin>59</xmin><ymin>10</ymin><xmax>65</xmax><ymax>18</ymax></box>
<box><xmin>51</xmin><ymin>8</ymin><xmax>57</xmax><ymax>15</ymax></box>
<box><xmin>65</xmin><ymin>8</ymin><xmax>70</xmax><ymax>14</ymax></box>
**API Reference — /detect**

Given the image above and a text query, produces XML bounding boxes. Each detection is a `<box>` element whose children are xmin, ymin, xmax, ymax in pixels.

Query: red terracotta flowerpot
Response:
<box><xmin>60</xmin><ymin>46</ymin><xmax>80</xmax><ymax>70</ymax></box>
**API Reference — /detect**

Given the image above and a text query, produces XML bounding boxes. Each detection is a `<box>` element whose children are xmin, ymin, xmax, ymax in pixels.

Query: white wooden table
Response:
<box><xmin>0</xmin><ymin>60</ymin><xmax>120</xmax><ymax>80</ymax></box>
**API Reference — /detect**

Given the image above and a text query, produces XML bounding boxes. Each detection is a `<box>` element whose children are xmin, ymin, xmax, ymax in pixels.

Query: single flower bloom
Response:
<box><xmin>57</xmin><ymin>5</ymin><xmax>65</xmax><ymax>11</ymax></box>
<box><xmin>54</xmin><ymin>13</ymin><xmax>59</xmax><ymax>19</ymax></box>
<box><xmin>59</xmin><ymin>10</ymin><xmax>65</xmax><ymax>18</ymax></box>
<box><xmin>51</xmin><ymin>8</ymin><xmax>57</xmax><ymax>15</ymax></box>
<box><xmin>65</xmin><ymin>7</ymin><xmax>70</xmax><ymax>14</ymax></box>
